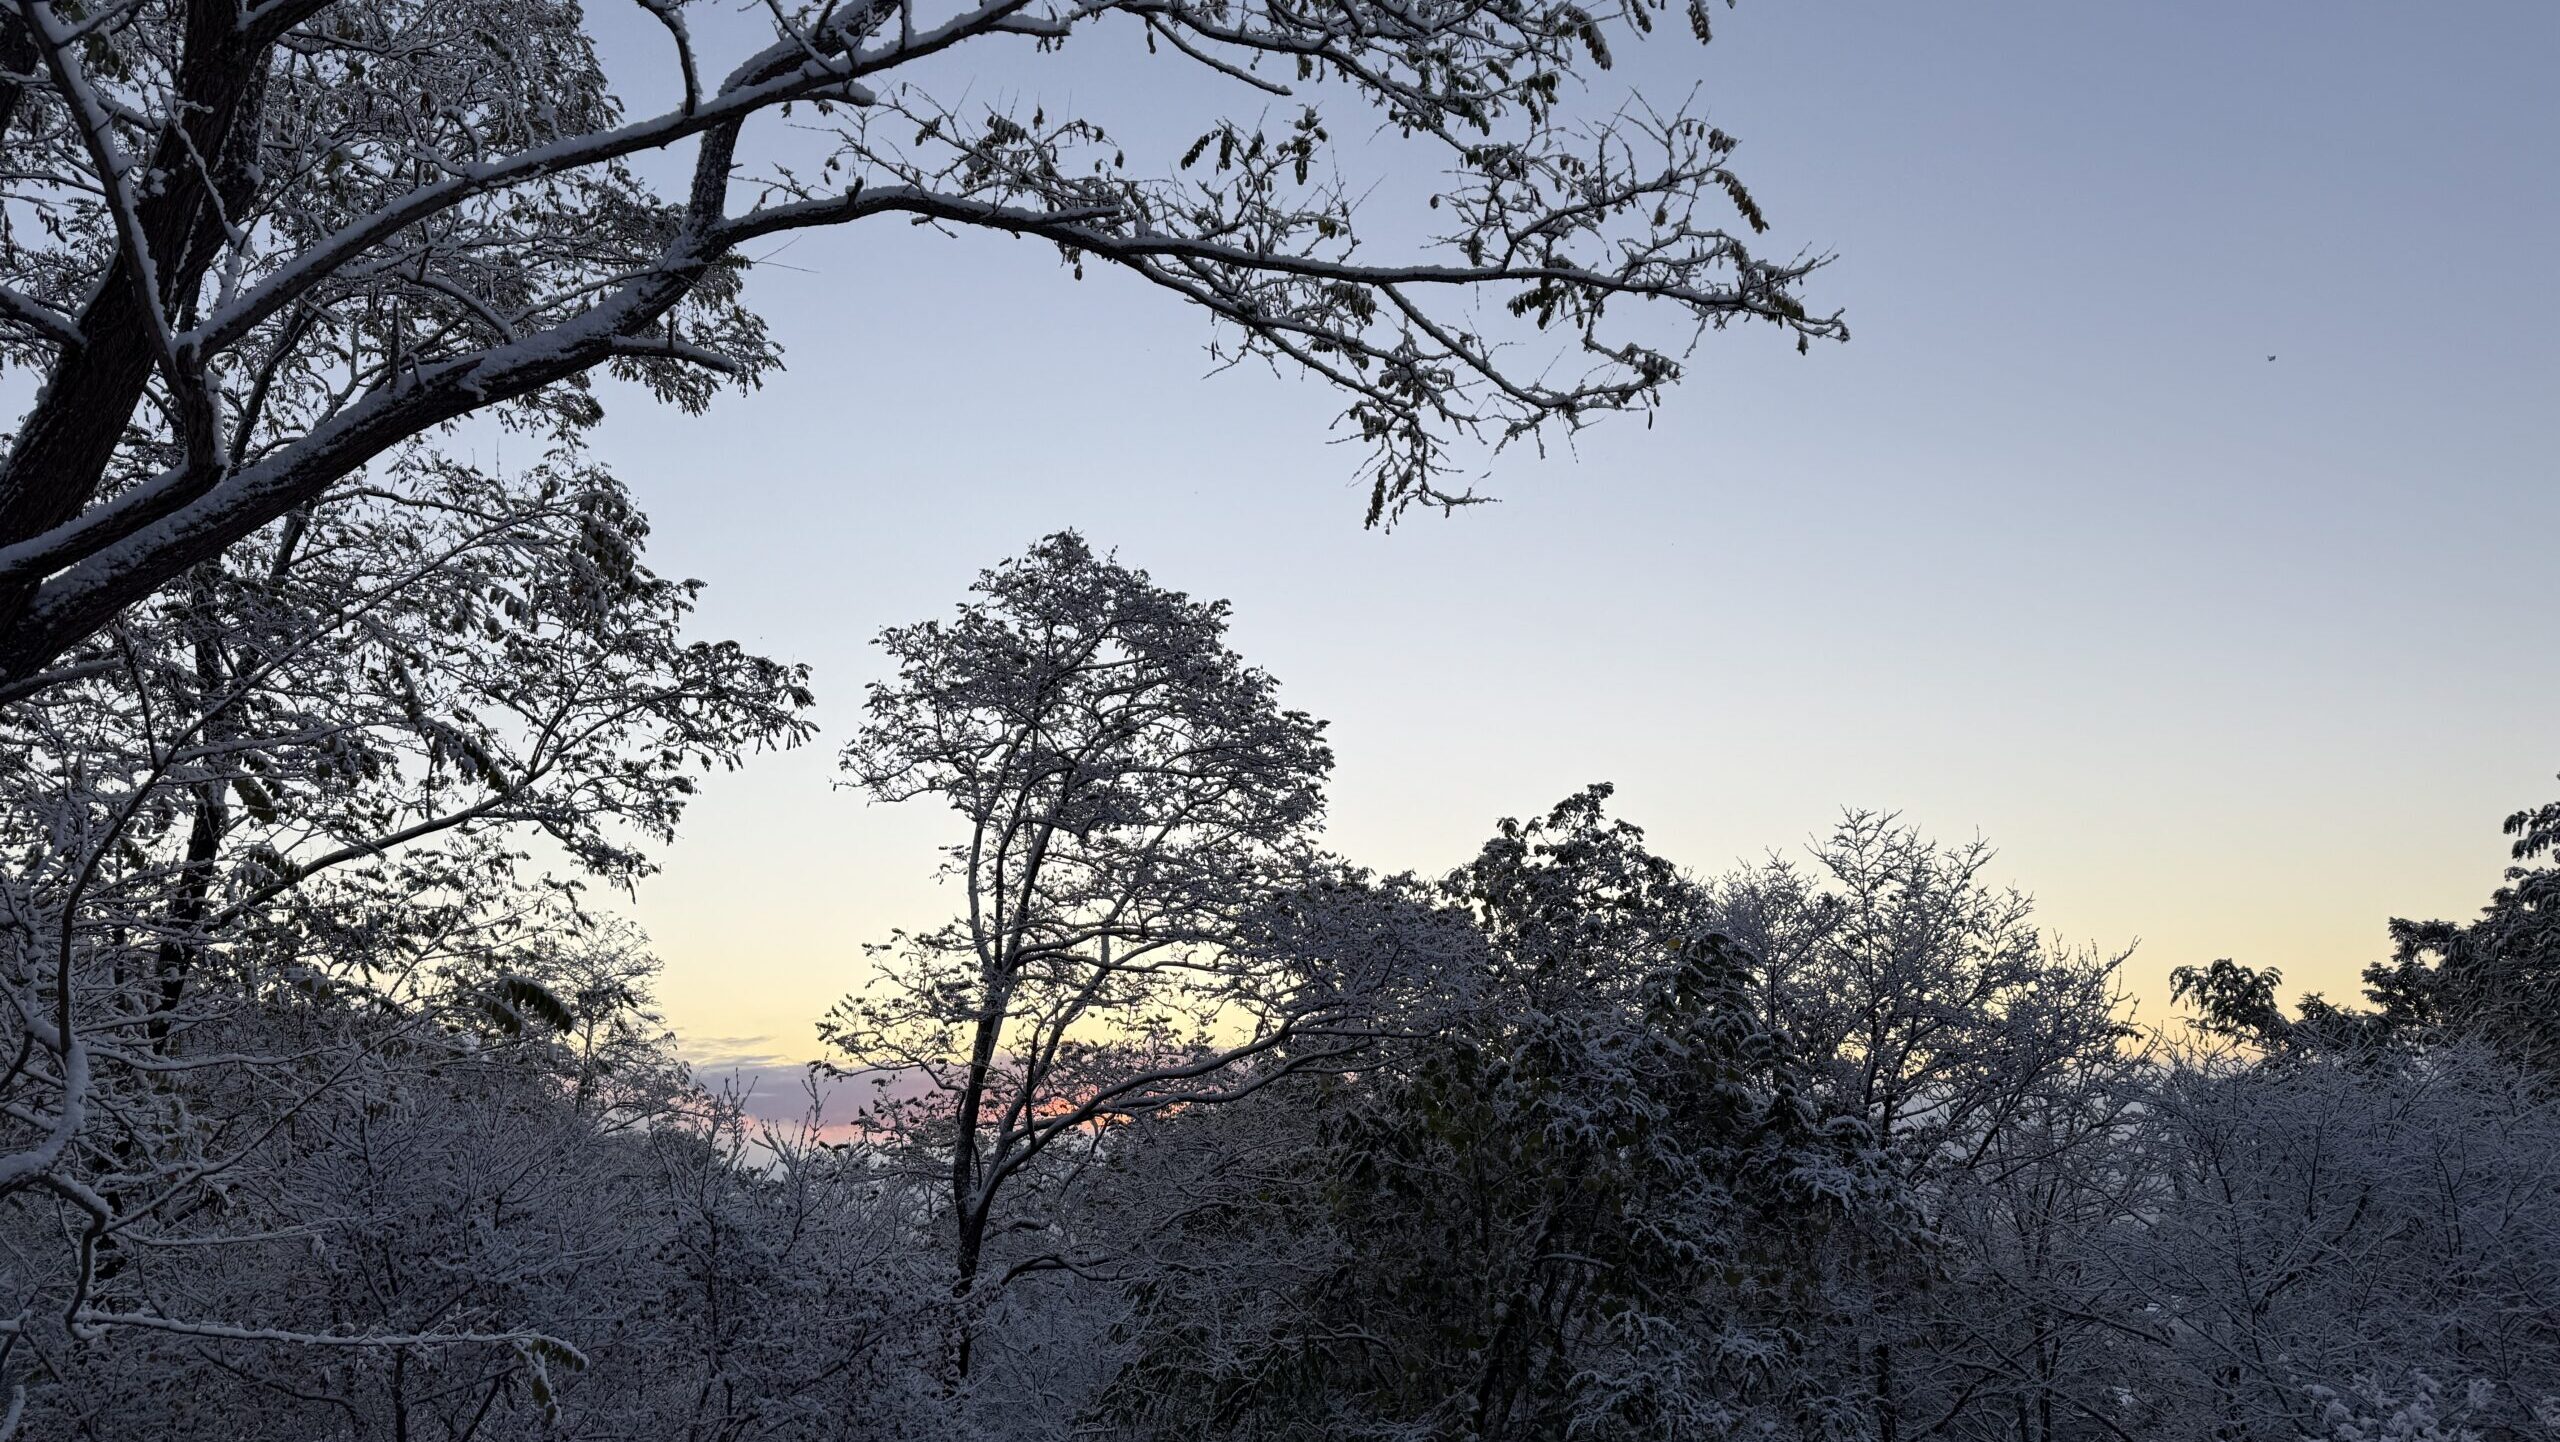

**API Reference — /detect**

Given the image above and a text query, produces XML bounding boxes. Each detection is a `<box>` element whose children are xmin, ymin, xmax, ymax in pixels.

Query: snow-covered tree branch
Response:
<box><xmin>0</xmin><ymin>0</ymin><xmax>1840</xmax><ymax>687</ymax></box>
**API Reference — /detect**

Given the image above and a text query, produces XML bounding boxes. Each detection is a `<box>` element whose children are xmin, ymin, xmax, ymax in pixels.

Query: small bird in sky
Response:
<box><xmin>2267</xmin><ymin>354</ymin><xmax>2278</xmax><ymax>362</ymax></box>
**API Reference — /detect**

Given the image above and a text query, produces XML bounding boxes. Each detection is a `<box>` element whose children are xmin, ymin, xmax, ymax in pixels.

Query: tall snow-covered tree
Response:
<box><xmin>827</xmin><ymin>532</ymin><xmax>1380</xmax><ymax>1376</ymax></box>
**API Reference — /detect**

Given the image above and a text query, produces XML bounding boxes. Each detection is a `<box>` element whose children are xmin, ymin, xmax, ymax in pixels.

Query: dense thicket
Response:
<box><xmin>3</xmin><ymin>521</ymin><xmax>2557</xmax><ymax>1439</ymax></box>
<box><xmin>1089</xmin><ymin>789</ymin><xmax>1890</xmax><ymax>1441</ymax></box>
<box><xmin>4</xmin><ymin>506</ymin><xmax>2558</xmax><ymax>1438</ymax></box>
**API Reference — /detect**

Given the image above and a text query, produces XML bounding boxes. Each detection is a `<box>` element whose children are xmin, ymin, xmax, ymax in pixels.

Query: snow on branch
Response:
<box><xmin>0</xmin><ymin>0</ymin><xmax>1838</xmax><ymax>686</ymax></box>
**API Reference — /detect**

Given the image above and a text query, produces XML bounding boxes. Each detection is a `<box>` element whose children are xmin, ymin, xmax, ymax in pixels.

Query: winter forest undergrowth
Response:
<box><xmin>0</xmin><ymin>2</ymin><xmax>2553</xmax><ymax>1439</ymax></box>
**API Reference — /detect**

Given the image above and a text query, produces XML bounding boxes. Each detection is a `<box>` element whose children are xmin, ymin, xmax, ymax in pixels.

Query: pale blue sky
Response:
<box><xmin>569</xmin><ymin>2</ymin><xmax>2556</xmax><ymax>1060</ymax></box>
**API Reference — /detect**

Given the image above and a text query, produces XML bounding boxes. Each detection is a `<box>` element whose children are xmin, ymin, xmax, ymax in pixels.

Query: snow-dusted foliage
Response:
<box><xmin>4</xmin><ymin>1035</ymin><xmax>949</xmax><ymax>1439</ymax></box>
<box><xmin>4</xmin><ymin>493</ymin><xmax>2557</xmax><ymax>1437</ymax></box>
<box><xmin>0</xmin><ymin>1</ymin><xmax>2544</xmax><ymax>1427</ymax></box>
<box><xmin>1706</xmin><ymin>814</ymin><xmax>2146</xmax><ymax>1439</ymax></box>
<box><xmin>0</xmin><ymin>449</ymin><xmax>845</xmax><ymax>1433</ymax></box>
<box><xmin>1085</xmin><ymin>787</ymin><xmax>1897</xmax><ymax>1441</ymax></box>
<box><xmin>2098</xmin><ymin>1045</ymin><xmax>2560</xmax><ymax>1442</ymax></box>
<box><xmin>1058</xmin><ymin>794</ymin><xmax>2560</xmax><ymax>1442</ymax></box>
<box><xmin>0</xmin><ymin>0</ymin><xmax>1844</xmax><ymax>693</ymax></box>
<box><xmin>825</xmin><ymin>533</ymin><xmax>1399</xmax><ymax>1381</ymax></box>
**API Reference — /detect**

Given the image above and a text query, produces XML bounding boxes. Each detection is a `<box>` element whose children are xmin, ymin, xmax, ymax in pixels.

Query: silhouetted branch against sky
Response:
<box><xmin>0</xmin><ymin>0</ymin><xmax>1838</xmax><ymax>687</ymax></box>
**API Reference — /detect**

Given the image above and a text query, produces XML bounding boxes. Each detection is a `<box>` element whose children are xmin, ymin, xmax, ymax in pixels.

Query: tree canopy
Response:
<box><xmin>0</xmin><ymin>0</ymin><xmax>1842</xmax><ymax>688</ymax></box>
